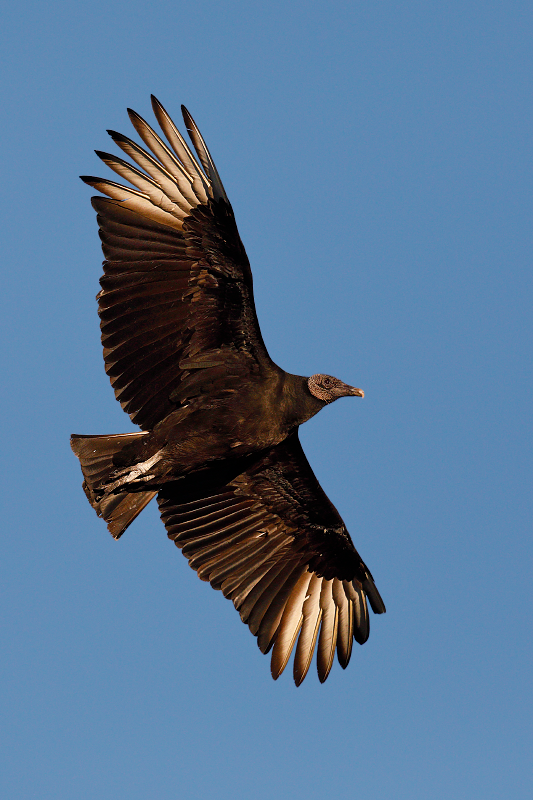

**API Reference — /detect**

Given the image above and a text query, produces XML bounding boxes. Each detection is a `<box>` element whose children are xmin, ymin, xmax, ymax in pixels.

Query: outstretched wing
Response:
<box><xmin>82</xmin><ymin>97</ymin><xmax>274</xmax><ymax>430</ymax></box>
<box><xmin>157</xmin><ymin>432</ymin><xmax>385</xmax><ymax>685</ymax></box>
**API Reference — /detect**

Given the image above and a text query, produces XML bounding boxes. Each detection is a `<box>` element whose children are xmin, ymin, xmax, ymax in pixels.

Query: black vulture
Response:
<box><xmin>71</xmin><ymin>97</ymin><xmax>385</xmax><ymax>685</ymax></box>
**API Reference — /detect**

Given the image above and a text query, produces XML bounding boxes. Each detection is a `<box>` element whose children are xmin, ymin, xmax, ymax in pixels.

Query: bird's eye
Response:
<box><xmin>322</xmin><ymin>377</ymin><xmax>332</xmax><ymax>388</ymax></box>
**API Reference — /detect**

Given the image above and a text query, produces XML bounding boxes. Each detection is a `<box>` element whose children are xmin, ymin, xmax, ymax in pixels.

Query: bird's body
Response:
<box><xmin>72</xmin><ymin>98</ymin><xmax>385</xmax><ymax>684</ymax></box>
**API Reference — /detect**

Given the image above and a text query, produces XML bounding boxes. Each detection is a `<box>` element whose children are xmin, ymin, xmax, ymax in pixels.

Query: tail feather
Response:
<box><xmin>70</xmin><ymin>432</ymin><xmax>156</xmax><ymax>539</ymax></box>
<box><xmin>94</xmin><ymin>489</ymin><xmax>157</xmax><ymax>540</ymax></box>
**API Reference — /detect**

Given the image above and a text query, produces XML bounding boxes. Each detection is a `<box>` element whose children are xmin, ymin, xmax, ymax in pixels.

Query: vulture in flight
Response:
<box><xmin>71</xmin><ymin>97</ymin><xmax>385</xmax><ymax>685</ymax></box>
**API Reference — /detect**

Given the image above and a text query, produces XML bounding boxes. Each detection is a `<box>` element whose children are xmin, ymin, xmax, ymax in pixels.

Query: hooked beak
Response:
<box><xmin>341</xmin><ymin>382</ymin><xmax>364</xmax><ymax>398</ymax></box>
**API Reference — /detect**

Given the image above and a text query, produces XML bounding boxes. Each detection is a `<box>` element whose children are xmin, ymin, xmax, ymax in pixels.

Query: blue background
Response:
<box><xmin>2</xmin><ymin>2</ymin><xmax>532</xmax><ymax>798</ymax></box>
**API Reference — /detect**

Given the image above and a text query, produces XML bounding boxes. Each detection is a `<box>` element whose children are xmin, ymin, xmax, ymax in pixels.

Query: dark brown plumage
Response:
<box><xmin>71</xmin><ymin>97</ymin><xmax>385</xmax><ymax>685</ymax></box>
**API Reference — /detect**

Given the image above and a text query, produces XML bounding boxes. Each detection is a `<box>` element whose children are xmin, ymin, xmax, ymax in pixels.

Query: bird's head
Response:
<box><xmin>307</xmin><ymin>374</ymin><xmax>364</xmax><ymax>404</ymax></box>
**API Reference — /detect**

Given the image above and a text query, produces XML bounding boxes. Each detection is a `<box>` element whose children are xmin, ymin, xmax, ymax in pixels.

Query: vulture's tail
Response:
<box><xmin>70</xmin><ymin>432</ymin><xmax>157</xmax><ymax>539</ymax></box>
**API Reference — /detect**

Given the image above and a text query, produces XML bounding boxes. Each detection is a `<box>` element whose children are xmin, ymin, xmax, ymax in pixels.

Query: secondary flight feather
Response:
<box><xmin>71</xmin><ymin>96</ymin><xmax>385</xmax><ymax>685</ymax></box>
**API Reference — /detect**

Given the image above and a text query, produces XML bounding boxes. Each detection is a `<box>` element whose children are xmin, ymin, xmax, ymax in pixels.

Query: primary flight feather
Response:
<box><xmin>71</xmin><ymin>97</ymin><xmax>385</xmax><ymax>685</ymax></box>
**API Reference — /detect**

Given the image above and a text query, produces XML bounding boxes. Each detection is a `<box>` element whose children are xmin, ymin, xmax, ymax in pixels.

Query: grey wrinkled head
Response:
<box><xmin>307</xmin><ymin>374</ymin><xmax>364</xmax><ymax>404</ymax></box>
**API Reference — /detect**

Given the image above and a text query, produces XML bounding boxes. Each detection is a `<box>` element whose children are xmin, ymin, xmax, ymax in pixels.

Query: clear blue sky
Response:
<box><xmin>2</xmin><ymin>1</ymin><xmax>532</xmax><ymax>798</ymax></box>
